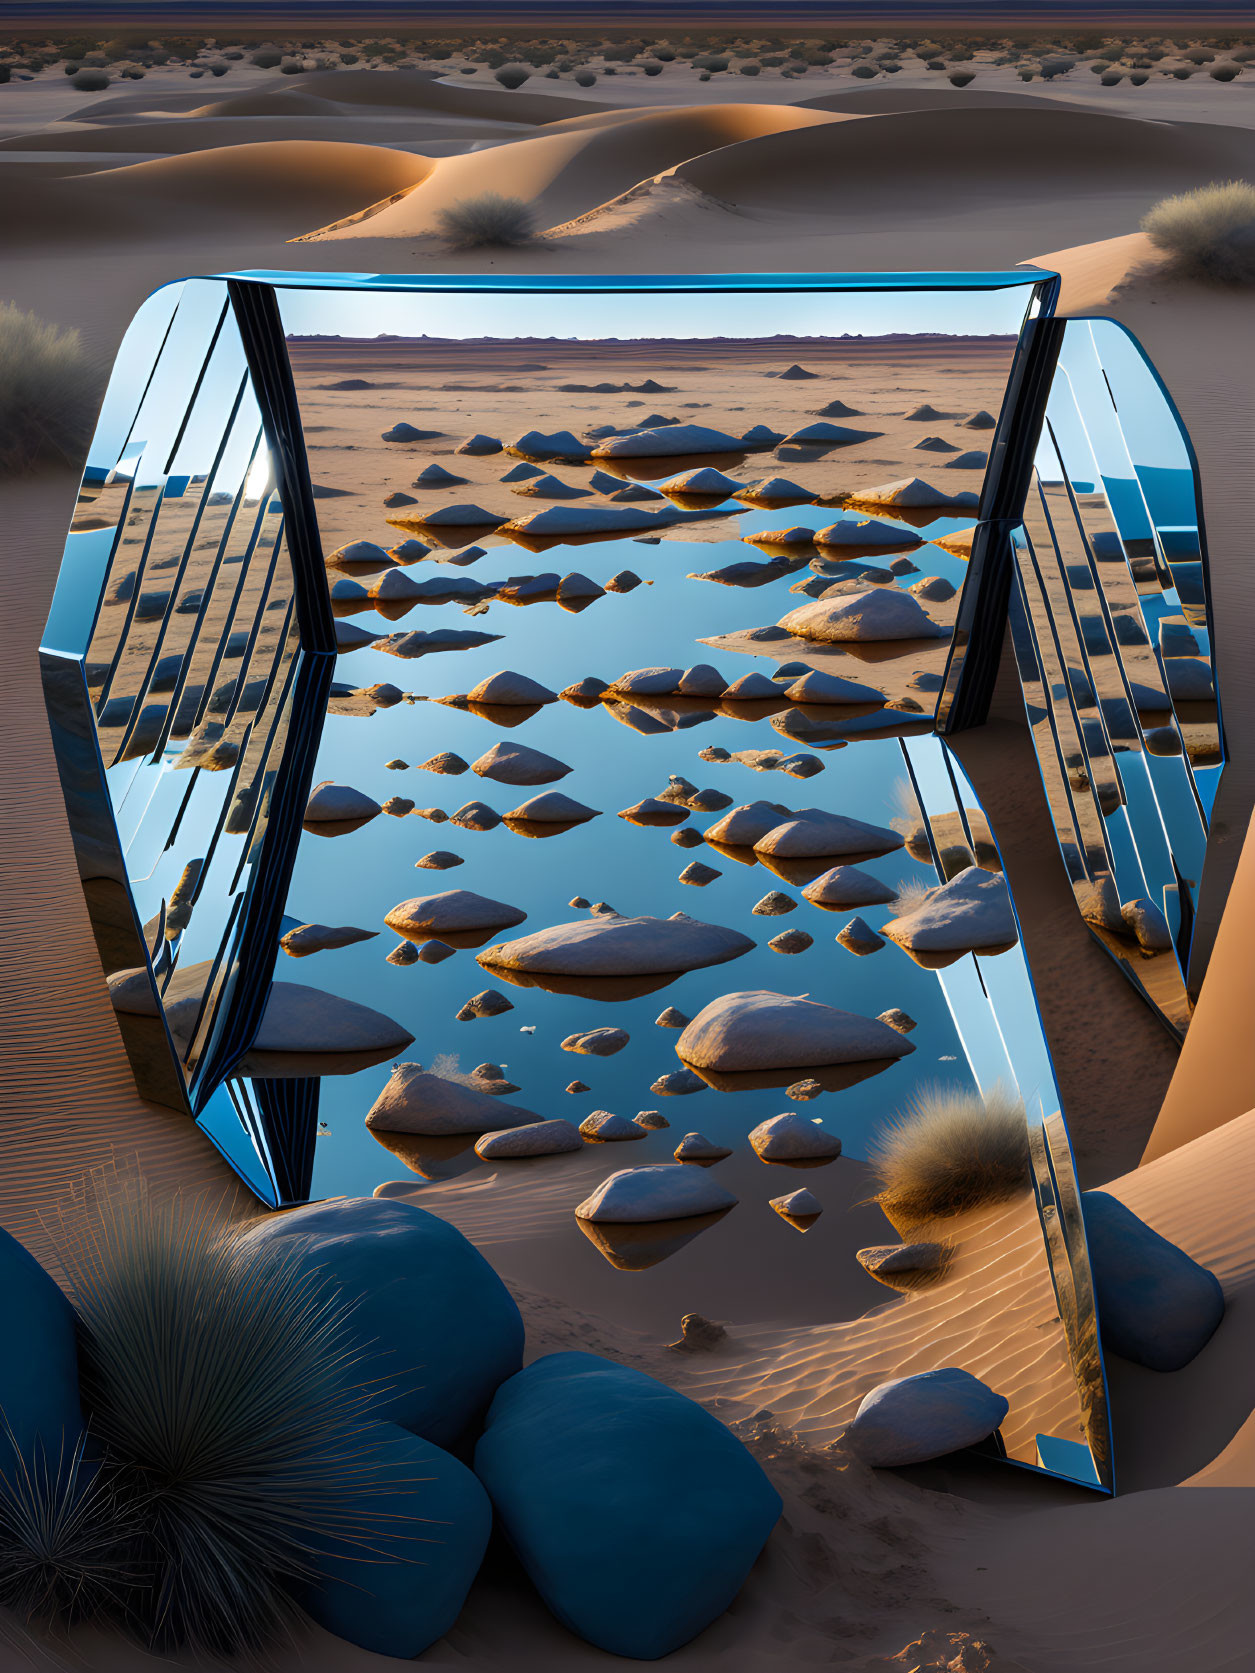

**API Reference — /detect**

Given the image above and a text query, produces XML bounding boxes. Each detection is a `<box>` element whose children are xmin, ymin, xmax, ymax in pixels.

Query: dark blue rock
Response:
<box><xmin>474</xmin><ymin>1351</ymin><xmax>781</xmax><ymax>1659</ymax></box>
<box><xmin>297</xmin><ymin>1422</ymin><xmax>491</xmax><ymax>1657</ymax></box>
<box><xmin>1082</xmin><ymin>1190</ymin><xmax>1225</xmax><ymax>1372</ymax></box>
<box><xmin>0</xmin><ymin>1225</ymin><xmax>84</xmax><ymax>1475</ymax></box>
<box><xmin>239</xmin><ymin>1198</ymin><xmax>523</xmax><ymax>1449</ymax></box>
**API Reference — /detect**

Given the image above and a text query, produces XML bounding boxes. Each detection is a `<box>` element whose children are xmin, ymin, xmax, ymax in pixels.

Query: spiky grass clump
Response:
<box><xmin>0</xmin><ymin>303</ymin><xmax>101</xmax><ymax>478</ymax></box>
<box><xmin>55</xmin><ymin>1184</ymin><xmax>382</xmax><ymax>1654</ymax></box>
<box><xmin>435</xmin><ymin>193</ymin><xmax>538</xmax><ymax>251</ymax></box>
<box><xmin>1142</xmin><ymin>180</ymin><xmax>1255</xmax><ymax>284</ymax></box>
<box><xmin>0</xmin><ymin>1437</ymin><xmax>142</xmax><ymax>1630</ymax></box>
<box><xmin>869</xmin><ymin>1083</ymin><xmax>1032</xmax><ymax>1228</ymax></box>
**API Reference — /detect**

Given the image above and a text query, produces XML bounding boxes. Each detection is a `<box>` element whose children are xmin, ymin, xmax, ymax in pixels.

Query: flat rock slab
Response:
<box><xmin>882</xmin><ymin>867</ymin><xmax>1016</xmax><ymax>954</ymax></box>
<box><xmin>754</xmin><ymin>808</ymin><xmax>903</xmax><ymax>861</ymax></box>
<box><xmin>478</xmin><ymin>913</ymin><xmax>754</xmax><ymax>979</ymax></box>
<box><xmin>562</xmin><ymin>1027</ymin><xmax>630</xmax><ymax>1057</ymax></box>
<box><xmin>475</xmin><ymin>1120</ymin><xmax>584</xmax><ymax>1159</ymax></box>
<box><xmin>280</xmin><ymin>923</ymin><xmax>378</xmax><ymax>958</ymax></box>
<box><xmin>385</xmin><ymin>889</ymin><xmax>526</xmax><ymax>940</ymax></box>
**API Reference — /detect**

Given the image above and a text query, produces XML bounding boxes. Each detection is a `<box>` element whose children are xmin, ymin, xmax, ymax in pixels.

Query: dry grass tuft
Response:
<box><xmin>1142</xmin><ymin>180</ymin><xmax>1255</xmax><ymax>284</ymax></box>
<box><xmin>435</xmin><ymin>193</ymin><xmax>538</xmax><ymax>250</ymax></box>
<box><xmin>0</xmin><ymin>303</ymin><xmax>101</xmax><ymax>478</ymax></box>
<box><xmin>869</xmin><ymin>1083</ymin><xmax>1032</xmax><ymax>1227</ymax></box>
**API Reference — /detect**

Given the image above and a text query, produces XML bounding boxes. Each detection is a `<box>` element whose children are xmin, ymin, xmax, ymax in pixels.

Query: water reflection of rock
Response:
<box><xmin>369</xmin><ymin>1127</ymin><xmax>479</xmax><ymax>1182</ymax></box>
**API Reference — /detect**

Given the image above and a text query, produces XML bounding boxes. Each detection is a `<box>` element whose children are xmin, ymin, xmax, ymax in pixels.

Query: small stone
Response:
<box><xmin>560</xmin><ymin>676</ymin><xmax>610</xmax><ymax>704</ymax></box>
<box><xmin>770</xmin><ymin>1188</ymin><xmax>823</xmax><ymax>1225</ymax></box>
<box><xmin>569</xmin><ymin>896</ymin><xmax>590</xmax><ymax>910</ymax></box>
<box><xmin>750</xmin><ymin>1113</ymin><xmax>841</xmax><ymax>1162</ymax></box>
<box><xmin>786</xmin><ymin>1079</ymin><xmax>823</xmax><ymax>1101</ymax></box>
<box><xmin>580</xmin><ymin>1111</ymin><xmax>649</xmax><ymax>1142</ymax></box>
<box><xmin>668</xmin><ymin>1314</ymin><xmax>728</xmax><ymax>1352</ymax></box>
<box><xmin>456</xmin><ymin>989</ymin><xmax>514</xmax><ymax>1020</ymax></box>
<box><xmin>857</xmin><ymin>1242</ymin><xmax>951</xmax><ymax>1290</ymax></box>
<box><xmin>450</xmin><ymin>801</ymin><xmax>501</xmax><ymax>832</ymax></box>
<box><xmin>383</xmin><ymin>797</ymin><xmax>415</xmax><ymax>817</ymax></box>
<box><xmin>473</xmin><ymin>1063</ymin><xmax>506</xmax><ymax>1082</ymax></box>
<box><xmin>674</xmin><ymin>1132</ymin><xmax>732</xmax><ymax>1162</ymax></box>
<box><xmin>418</xmin><ymin>753</ymin><xmax>469</xmax><ymax>776</ymax></box>
<box><xmin>671</xmin><ymin>828</ymin><xmax>704</xmax><ymax>849</ymax></box>
<box><xmin>651</xmin><ymin>1069</ymin><xmax>708</xmax><ymax>1097</ymax></box>
<box><xmin>385</xmin><ymin>759</ymin><xmax>409</xmax><ymax>770</ymax></box>
<box><xmin>566</xmin><ymin>1080</ymin><xmax>590</xmax><ymax>1094</ymax></box>
<box><xmin>753</xmin><ymin>892</ymin><xmax>796</xmax><ymax>916</ymax></box>
<box><xmin>655</xmin><ymin>1007</ymin><xmax>691</xmax><ymax>1029</ymax></box>
<box><xmin>877</xmin><ymin>1008</ymin><xmax>917</xmax><ymax>1034</ymax></box>
<box><xmin>415</xmin><ymin>851</ymin><xmax>463</xmax><ymax>870</ymax></box>
<box><xmin>679</xmin><ymin>862</ymin><xmax>721</xmax><ymax>887</ymax></box>
<box><xmin>769</xmin><ymin>929</ymin><xmax>813</xmax><ymax>954</ymax></box>
<box><xmin>837</xmin><ymin>915</ymin><xmax>886</xmax><ymax>956</ymax></box>
<box><xmin>635</xmin><ymin>1111</ymin><xmax>670</xmax><ymax>1130</ymax></box>
<box><xmin>416</xmin><ymin>941</ymin><xmax>456</xmax><ymax>964</ymax></box>
<box><xmin>605</xmin><ymin>570</ymin><xmax>643</xmax><ymax>593</ymax></box>
<box><xmin>561</xmin><ymin>1028</ymin><xmax>630</xmax><ymax>1057</ymax></box>
<box><xmin>414</xmin><ymin>808</ymin><xmax>449</xmax><ymax>823</ymax></box>
<box><xmin>386</xmin><ymin>942</ymin><xmax>419</xmax><ymax>966</ymax></box>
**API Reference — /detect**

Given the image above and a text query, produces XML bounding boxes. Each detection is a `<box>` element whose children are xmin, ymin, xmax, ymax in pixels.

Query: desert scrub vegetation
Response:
<box><xmin>435</xmin><ymin>193</ymin><xmax>538</xmax><ymax>251</ymax></box>
<box><xmin>869</xmin><ymin>1083</ymin><xmax>1033</xmax><ymax>1228</ymax></box>
<box><xmin>1142</xmin><ymin>180</ymin><xmax>1255</xmax><ymax>284</ymax></box>
<box><xmin>7</xmin><ymin>1183</ymin><xmax>387</xmax><ymax>1654</ymax></box>
<box><xmin>0</xmin><ymin>303</ymin><xmax>101</xmax><ymax>478</ymax></box>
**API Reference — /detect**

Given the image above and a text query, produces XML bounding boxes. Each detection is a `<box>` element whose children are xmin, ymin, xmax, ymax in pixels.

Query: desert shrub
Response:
<box><xmin>459</xmin><ymin>66</ymin><xmax>477</xmax><ymax>75</ymax></box>
<box><xmin>209</xmin><ymin>63</ymin><xmax>228</xmax><ymax>77</ymax></box>
<box><xmin>1017</xmin><ymin>69</ymin><xmax>1034</xmax><ymax>80</ymax></box>
<box><xmin>738</xmin><ymin>61</ymin><xmax>761</xmax><ymax>76</ymax></box>
<box><xmin>1234</xmin><ymin>46</ymin><xmax>1255</xmax><ymax>62</ymax></box>
<box><xmin>121</xmin><ymin>67</ymin><xmax>145</xmax><ymax>79</ymax></box>
<box><xmin>870</xmin><ymin>1084</ymin><xmax>1032</xmax><ymax>1225</ymax></box>
<box><xmin>0</xmin><ymin>65</ymin><xmax>10</xmax><ymax>83</ymax></box>
<box><xmin>850</xmin><ymin>63</ymin><xmax>877</xmax><ymax>78</ymax></box>
<box><xmin>643</xmin><ymin>62</ymin><xmax>662</xmax><ymax>76</ymax></box>
<box><xmin>71</xmin><ymin>67</ymin><xmax>109</xmax><ymax>89</ymax></box>
<box><xmin>1089</xmin><ymin>59</ymin><xmax>1111</xmax><ymax>72</ymax></box>
<box><xmin>1185</xmin><ymin>47</ymin><xmax>1216</xmax><ymax>64</ymax></box>
<box><xmin>1130</xmin><ymin>71</ymin><xmax>1150</xmax><ymax>85</ymax></box>
<box><xmin>435</xmin><ymin>192</ymin><xmax>537</xmax><ymax>250</ymax></box>
<box><xmin>926</xmin><ymin>59</ymin><xmax>946</xmax><ymax>70</ymax></box>
<box><xmin>494</xmin><ymin>64</ymin><xmax>530</xmax><ymax>89</ymax></box>
<box><xmin>279</xmin><ymin>62</ymin><xmax>302</xmax><ymax>75</ymax></box>
<box><xmin>1101</xmin><ymin>71</ymin><xmax>1123</xmax><ymax>85</ymax></box>
<box><xmin>1211</xmin><ymin>64</ymin><xmax>1242</xmax><ymax>81</ymax></box>
<box><xmin>654</xmin><ymin>46</ymin><xmax>676</xmax><ymax>61</ymax></box>
<box><xmin>62</xmin><ymin>60</ymin><xmax>83</xmax><ymax>74</ymax></box>
<box><xmin>694</xmin><ymin>55</ymin><xmax>729</xmax><ymax>72</ymax></box>
<box><xmin>339</xmin><ymin>51</ymin><xmax>358</xmax><ymax>64</ymax></box>
<box><xmin>697</xmin><ymin>71</ymin><xmax>711</xmax><ymax>81</ymax></box>
<box><xmin>574</xmin><ymin>67</ymin><xmax>597</xmax><ymax>85</ymax></box>
<box><xmin>224</xmin><ymin>49</ymin><xmax>244</xmax><ymax>60</ymax></box>
<box><xmin>949</xmin><ymin>69</ymin><xmax>976</xmax><ymax>86</ymax></box>
<box><xmin>55</xmin><ymin>1184</ymin><xmax>383</xmax><ymax>1654</ymax></box>
<box><xmin>1040</xmin><ymin>55</ymin><xmax>1075</xmax><ymax>77</ymax></box>
<box><xmin>251</xmin><ymin>48</ymin><xmax>281</xmax><ymax>67</ymax></box>
<box><xmin>1170</xmin><ymin>66</ymin><xmax>1194</xmax><ymax>79</ymax></box>
<box><xmin>1142</xmin><ymin>180</ymin><xmax>1255</xmax><ymax>283</ymax></box>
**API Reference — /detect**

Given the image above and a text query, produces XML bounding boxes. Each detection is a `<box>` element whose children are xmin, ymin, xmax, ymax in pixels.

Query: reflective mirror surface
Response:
<box><xmin>44</xmin><ymin>271</ymin><xmax>1114</xmax><ymax>1491</ymax></box>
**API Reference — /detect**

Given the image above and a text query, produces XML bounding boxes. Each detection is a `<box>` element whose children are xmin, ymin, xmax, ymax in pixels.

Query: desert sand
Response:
<box><xmin>4</xmin><ymin>42</ymin><xmax>1255</xmax><ymax>1673</ymax></box>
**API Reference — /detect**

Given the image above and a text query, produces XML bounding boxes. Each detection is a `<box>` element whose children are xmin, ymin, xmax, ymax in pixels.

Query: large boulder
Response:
<box><xmin>238</xmin><ymin>1198</ymin><xmax>524</xmax><ymax>1449</ymax></box>
<box><xmin>677</xmin><ymin>990</ymin><xmax>914</xmax><ymax>1073</ymax></box>
<box><xmin>1082</xmin><ymin>1191</ymin><xmax>1225</xmax><ymax>1371</ymax></box>
<box><xmin>844</xmin><ymin>1367</ymin><xmax>1008</xmax><ymax>1466</ymax></box>
<box><xmin>0</xmin><ymin>1226</ymin><xmax>84</xmax><ymax>1477</ymax></box>
<box><xmin>385</xmin><ymin>889</ymin><xmax>527</xmax><ymax>940</ymax></box>
<box><xmin>474</xmin><ymin>1353</ymin><xmax>781</xmax><ymax>1658</ymax></box>
<box><xmin>296</xmin><ymin>1422</ymin><xmax>491</xmax><ymax>1658</ymax></box>
<box><xmin>753</xmin><ymin>808</ymin><xmax>902</xmax><ymax>860</ymax></box>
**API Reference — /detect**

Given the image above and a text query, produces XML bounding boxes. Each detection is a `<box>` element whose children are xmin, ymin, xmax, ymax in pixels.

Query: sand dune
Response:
<box><xmin>1025</xmin><ymin>231</ymin><xmax>1166</xmax><ymax>312</ymax></box>
<box><xmin>674</xmin><ymin>107</ymin><xmax>1255</xmax><ymax>214</ymax></box>
<box><xmin>796</xmin><ymin>85</ymin><xmax>1104</xmax><ymax>116</ymax></box>
<box><xmin>0</xmin><ymin>114</ymin><xmax>495</xmax><ymax>156</ymax></box>
<box><xmin>2</xmin><ymin>141</ymin><xmax>434</xmax><ymax>242</ymax></box>
<box><xmin>303</xmin><ymin>103</ymin><xmax>844</xmax><ymax>242</ymax></box>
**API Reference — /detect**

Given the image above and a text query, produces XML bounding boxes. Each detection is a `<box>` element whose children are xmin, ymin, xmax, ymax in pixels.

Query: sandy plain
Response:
<box><xmin>2</xmin><ymin>47</ymin><xmax>1255</xmax><ymax>1673</ymax></box>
